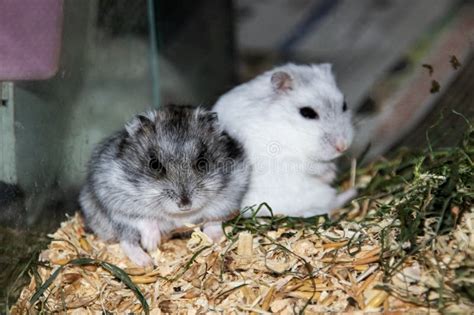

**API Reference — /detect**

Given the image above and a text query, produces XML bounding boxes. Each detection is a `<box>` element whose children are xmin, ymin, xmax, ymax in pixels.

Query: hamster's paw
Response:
<box><xmin>319</xmin><ymin>170</ymin><xmax>337</xmax><ymax>183</ymax></box>
<box><xmin>334</xmin><ymin>188</ymin><xmax>358</xmax><ymax>209</ymax></box>
<box><xmin>140</xmin><ymin>229</ymin><xmax>161</xmax><ymax>253</ymax></box>
<box><xmin>299</xmin><ymin>209</ymin><xmax>330</xmax><ymax>218</ymax></box>
<box><xmin>120</xmin><ymin>240</ymin><xmax>153</xmax><ymax>267</ymax></box>
<box><xmin>203</xmin><ymin>221</ymin><xmax>224</xmax><ymax>243</ymax></box>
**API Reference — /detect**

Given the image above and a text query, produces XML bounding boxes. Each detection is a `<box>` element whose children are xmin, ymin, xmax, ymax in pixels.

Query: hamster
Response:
<box><xmin>213</xmin><ymin>63</ymin><xmax>356</xmax><ymax>217</ymax></box>
<box><xmin>79</xmin><ymin>105</ymin><xmax>249</xmax><ymax>266</ymax></box>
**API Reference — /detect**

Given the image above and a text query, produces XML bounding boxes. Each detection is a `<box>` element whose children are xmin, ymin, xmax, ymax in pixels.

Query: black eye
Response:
<box><xmin>149</xmin><ymin>157</ymin><xmax>165</xmax><ymax>174</ymax></box>
<box><xmin>194</xmin><ymin>157</ymin><xmax>209</xmax><ymax>173</ymax></box>
<box><xmin>343</xmin><ymin>101</ymin><xmax>348</xmax><ymax>112</ymax></box>
<box><xmin>299</xmin><ymin>107</ymin><xmax>319</xmax><ymax>119</ymax></box>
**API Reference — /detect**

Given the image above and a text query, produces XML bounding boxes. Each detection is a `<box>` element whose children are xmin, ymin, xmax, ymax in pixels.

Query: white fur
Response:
<box><xmin>213</xmin><ymin>63</ymin><xmax>355</xmax><ymax>216</ymax></box>
<box><xmin>202</xmin><ymin>221</ymin><xmax>224</xmax><ymax>242</ymax></box>
<box><xmin>120</xmin><ymin>240</ymin><xmax>153</xmax><ymax>267</ymax></box>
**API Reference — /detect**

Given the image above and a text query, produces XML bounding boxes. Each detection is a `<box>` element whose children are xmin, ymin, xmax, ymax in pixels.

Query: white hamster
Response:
<box><xmin>213</xmin><ymin>63</ymin><xmax>356</xmax><ymax>217</ymax></box>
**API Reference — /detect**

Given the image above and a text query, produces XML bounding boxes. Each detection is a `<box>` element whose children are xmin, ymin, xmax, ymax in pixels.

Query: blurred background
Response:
<box><xmin>0</xmin><ymin>0</ymin><xmax>473</xmax><ymax>304</ymax></box>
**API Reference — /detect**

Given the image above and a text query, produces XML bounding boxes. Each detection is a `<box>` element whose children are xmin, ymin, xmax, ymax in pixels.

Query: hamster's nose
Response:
<box><xmin>335</xmin><ymin>139</ymin><xmax>348</xmax><ymax>153</ymax></box>
<box><xmin>178</xmin><ymin>195</ymin><xmax>191</xmax><ymax>209</ymax></box>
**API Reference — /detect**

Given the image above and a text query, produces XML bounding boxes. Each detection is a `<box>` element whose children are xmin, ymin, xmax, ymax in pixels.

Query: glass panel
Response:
<box><xmin>1</xmin><ymin>0</ymin><xmax>472</xmax><ymax>310</ymax></box>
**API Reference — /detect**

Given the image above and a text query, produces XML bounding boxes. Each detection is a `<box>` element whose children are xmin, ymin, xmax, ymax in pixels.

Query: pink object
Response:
<box><xmin>0</xmin><ymin>0</ymin><xmax>63</xmax><ymax>80</ymax></box>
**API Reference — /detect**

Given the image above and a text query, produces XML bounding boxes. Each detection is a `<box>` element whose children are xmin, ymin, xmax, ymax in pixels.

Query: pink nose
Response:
<box><xmin>335</xmin><ymin>140</ymin><xmax>348</xmax><ymax>153</ymax></box>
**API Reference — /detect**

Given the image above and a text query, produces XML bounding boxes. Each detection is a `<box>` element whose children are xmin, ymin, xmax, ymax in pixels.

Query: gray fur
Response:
<box><xmin>79</xmin><ymin>105</ymin><xmax>249</xmax><ymax>266</ymax></box>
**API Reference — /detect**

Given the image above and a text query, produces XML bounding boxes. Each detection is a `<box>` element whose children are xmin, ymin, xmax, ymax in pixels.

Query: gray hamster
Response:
<box><xmin>79</xmin><ymin>105</ymin><xmax>249</xmax><ymax>266</ymax></box>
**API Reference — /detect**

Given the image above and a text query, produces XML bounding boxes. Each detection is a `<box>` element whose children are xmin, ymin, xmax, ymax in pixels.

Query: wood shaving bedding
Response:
<box><xmin>10</xmin><ymin>206</ymin><xmax>473</xmax><ymax>314</ymax></box>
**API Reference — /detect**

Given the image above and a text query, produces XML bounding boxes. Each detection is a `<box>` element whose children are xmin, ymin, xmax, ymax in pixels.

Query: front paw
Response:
<box><xmin>141</xmin><ymin>230</ymin><xmax>161</xmax><ymax>253</ymax></box>
<box><xmin>334</xmin><ymin>188</ymin><xmax>358</xmax><ymax>208</ymax></box>
<box><xmin>120</xmin><ymin>240</ymin><xmax>153</xmax><ymax>267</ymax></box>
<box><xmin>203</xmin><ymin>221</ymin><xmax>224</xmax><ymax>243</ymax></box>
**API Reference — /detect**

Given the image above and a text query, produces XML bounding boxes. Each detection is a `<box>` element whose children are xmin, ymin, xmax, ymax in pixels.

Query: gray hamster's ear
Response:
<box><xmin>271</xmin><ymin>71</ymin><xmax>293</xmax><ymax>93</ymax></box>
<box><xmin>125</xmin><ymin>111</ymin><xmax>156</xmax><ymax>136</ymax></box>
<box><xmin>196</xmin><ymin>109</ymin><xmax>220</xmax><ymax>133</ymax></box>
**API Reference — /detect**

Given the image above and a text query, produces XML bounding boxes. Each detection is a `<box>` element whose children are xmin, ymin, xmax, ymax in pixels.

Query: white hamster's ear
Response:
<box><xmin>271</xmin><ymin>71</ymin><xmax>293</xmax><ymax>93</ymax></box>
<box><xmin>125</xmin><ymin>111</ymin><xmax>156</xmax><ymax>135</ymax></box>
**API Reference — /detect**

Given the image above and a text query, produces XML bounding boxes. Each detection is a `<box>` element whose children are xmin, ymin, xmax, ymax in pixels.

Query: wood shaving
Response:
<box><xmin>10</xmin><ymin>206</ymin><xmax>473</xmax><ymax>314</ymax></box>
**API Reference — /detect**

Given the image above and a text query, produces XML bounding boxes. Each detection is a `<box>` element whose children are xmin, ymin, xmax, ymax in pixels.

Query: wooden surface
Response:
<box><xmin>236</xmin><ymin>0</ymin><xmax>454</xmax><ymax>106</ymax></box>
<box><xmin>398</xmin><ymin>54</ymin><xmax>474</xmax><ymax>151</ymax></box>
<box><xmin>354</xmin><ymin>5</ymin><xmax>474</xmax><ymax>160</ymax></box>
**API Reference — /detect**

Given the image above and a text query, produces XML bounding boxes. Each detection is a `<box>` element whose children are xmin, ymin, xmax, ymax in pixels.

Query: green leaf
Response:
<box><xmin>29</xmin><ymin>258</ymin><xmax>149</xmax><ymax>314</ymax></box>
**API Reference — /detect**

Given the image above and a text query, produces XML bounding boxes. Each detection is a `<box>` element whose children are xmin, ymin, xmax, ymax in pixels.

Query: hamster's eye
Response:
<box><xmin>194</xmin><ymin>157</ymin><xmax>209</xmax><ymax>173</ymax></box>
<box><xmin>149</xmin><ymin>157</ymin><xmax>165</xmax><ymax>174</ymax></box>
<box><xmin>299</xmin><ymin>107</ymin><xmax>319</xmax><ymax>119</ymax></box>
<box><xmin>343</xmin><ymin>101</ymin><xmax>348</xmax><ymax>112</ymax></box>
